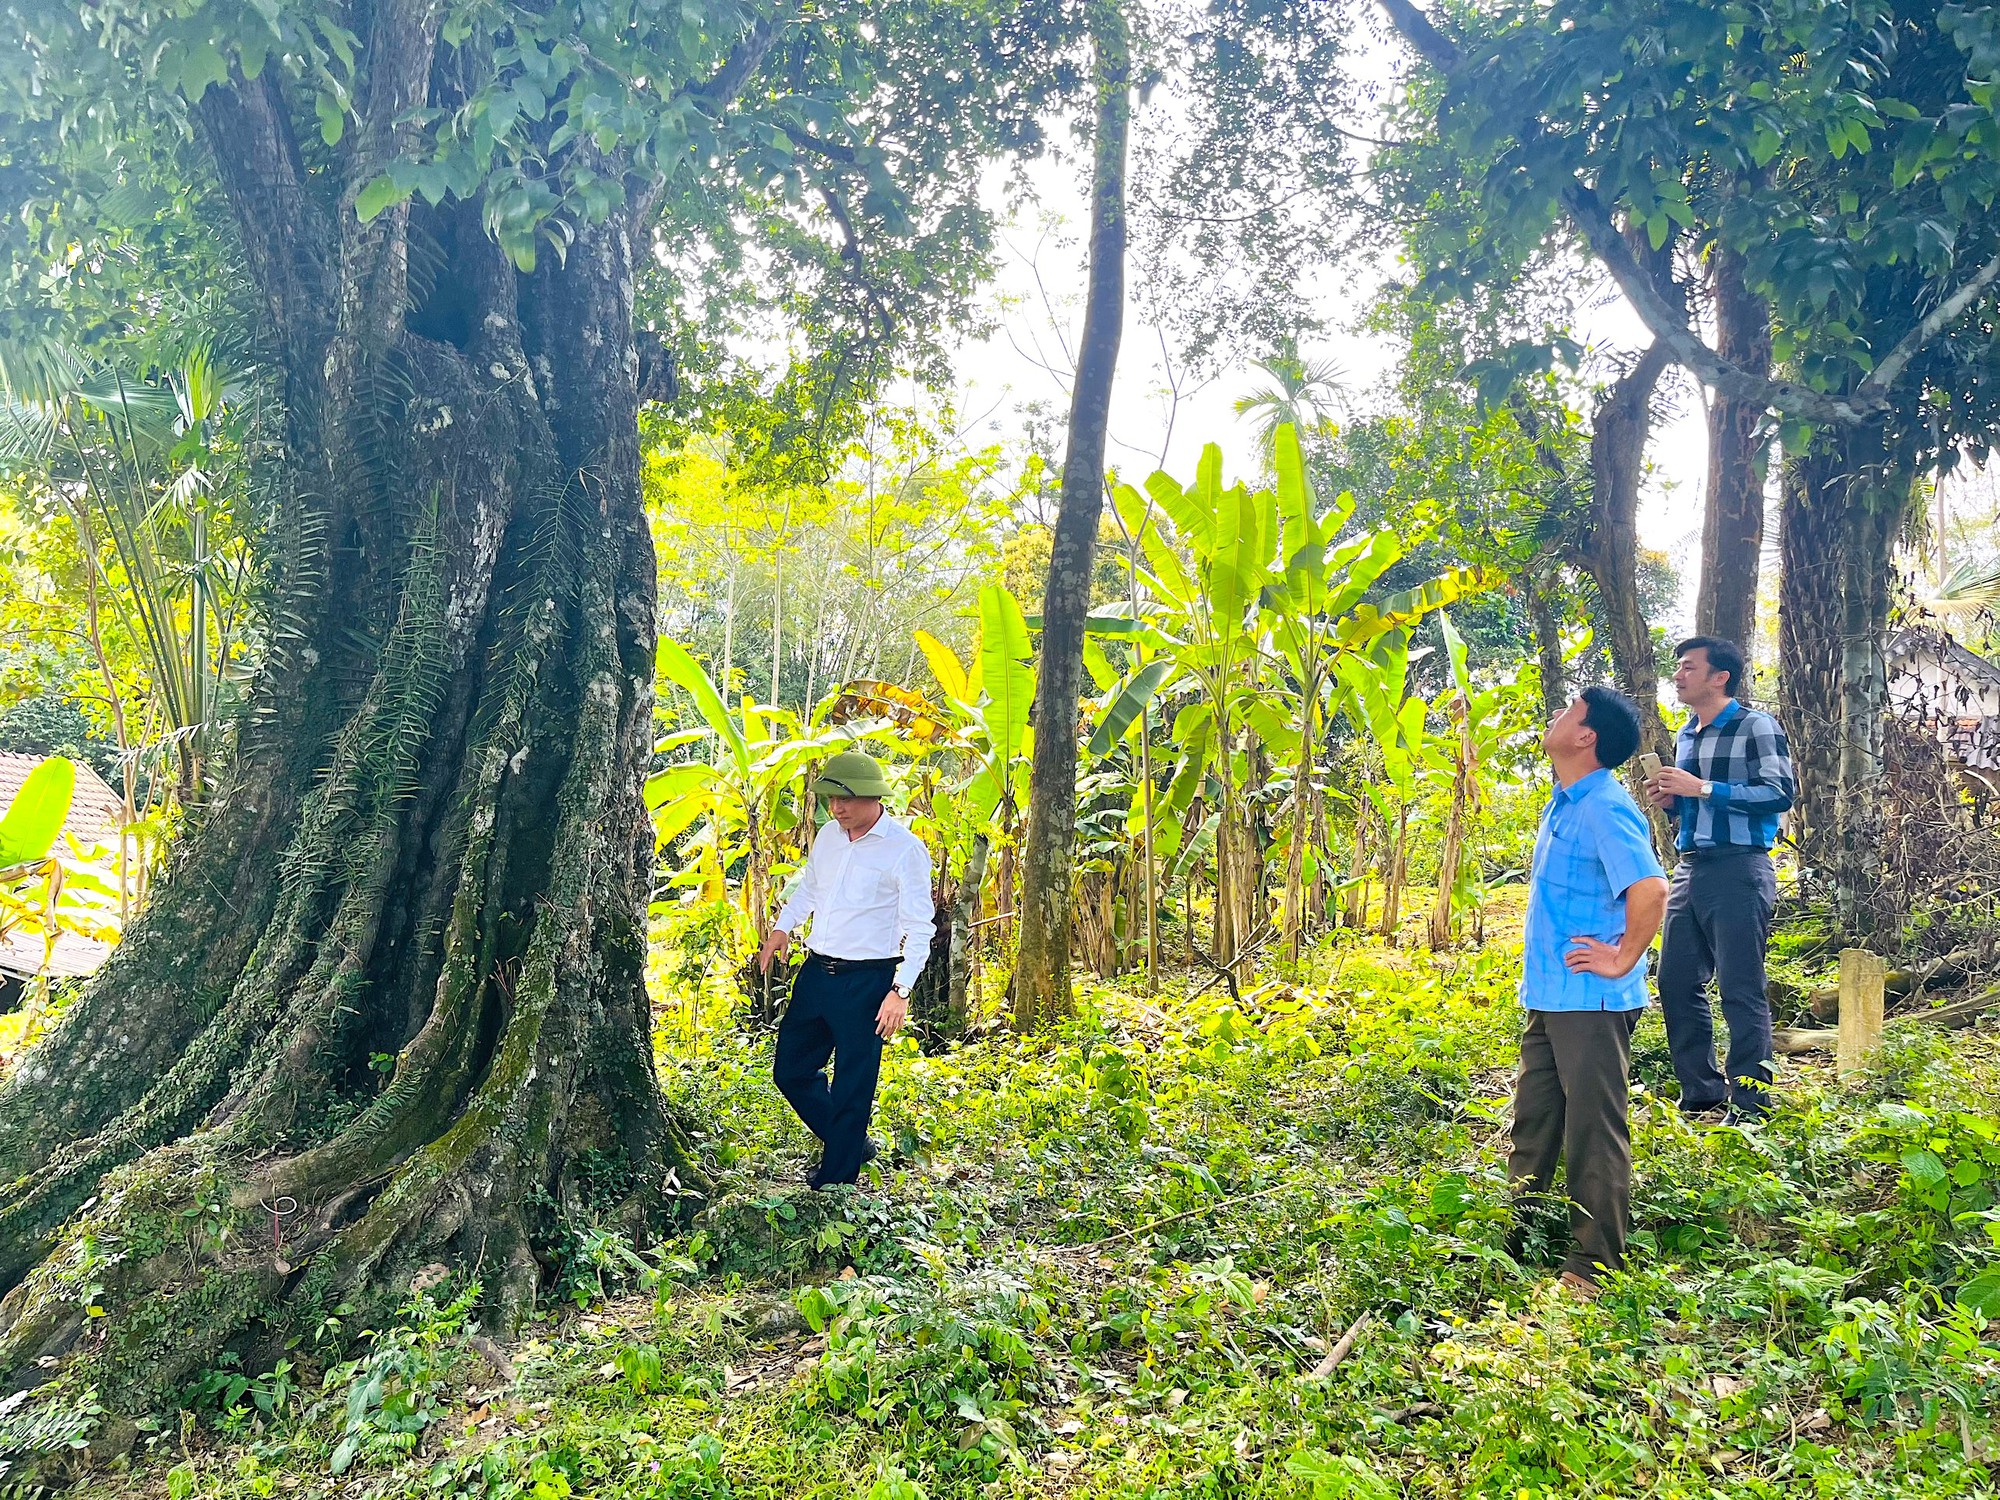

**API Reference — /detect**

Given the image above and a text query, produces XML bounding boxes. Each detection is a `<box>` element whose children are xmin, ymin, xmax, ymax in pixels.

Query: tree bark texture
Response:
<box><xmin>1580</xmin><ymin>336</ymin><xmax>1673</xmax><ymax>757</ymax></box>
<box><xmin>1011</xmin><ymin>1</ymin><xmax>1129</xmax><ymax>1031</ymax></box>
<box><xmin>1776</xmin><ymin>443</ymin><xmax>1907</xmax><ymax>937</ymax></box>
<box><xmin>1528</xmin><ymin>573</ymin><xmax>1567</xmax><ymax>724</ymax></box>
<box><xmin>0</xmin><ymin>31</ymin><xmax>735</xmax><ymax>1411</ymax></box>
<box><xmin>946</xmin><ymin>833</ymin><xmax>990</xmax><ymax>1030</ymax></box>
<box><xmin>1696</xmin><ymin>249</ymin><xmax>1772</xmax><ymax>654</ymax></box>
<box><xmin>1777</xmin><ymin>449</ymin><xmax>1847</xmax><ymax>890</ymax></box>
<box><xmin>1833</xmin><ymin>480</ymin><xmax>1903</xmax><ymax>939</ymax></box>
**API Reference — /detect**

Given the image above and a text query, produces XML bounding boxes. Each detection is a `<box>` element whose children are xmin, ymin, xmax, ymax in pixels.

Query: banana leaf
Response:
<box><xmin>0</xmin><ymin>757</ymin><xmax>74</xmax><ymax>867</ymax></box>
<box><xmin>1087</xmin><ymin>660</ymin><xmax>1179</xmax><ymax>757</ymax></box>
<box><xmin>656</xmin><ymin>638</ymin><xmax>750</xmax><ymax>779</ymax></box>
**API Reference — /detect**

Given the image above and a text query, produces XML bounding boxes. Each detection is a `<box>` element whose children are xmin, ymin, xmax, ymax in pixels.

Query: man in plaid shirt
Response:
<box><xmin>1647</xmin><ymin>636</ymin><xmax>1796</xmax><ymax>1123</ymax></box>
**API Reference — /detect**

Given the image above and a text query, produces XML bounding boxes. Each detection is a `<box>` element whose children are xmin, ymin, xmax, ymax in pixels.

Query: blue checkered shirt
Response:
<box><xmin>1521</xmin><ymin>768</ymin><xmax>1666</xmax><ymax>1012</ymax></box>
<box><xmin>1672</xmin><ymin>700</ymin><xmax>1795</xmax><ymax>852</ymax></box>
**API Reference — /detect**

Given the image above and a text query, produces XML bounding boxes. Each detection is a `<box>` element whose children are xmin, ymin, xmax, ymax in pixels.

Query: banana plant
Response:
<box><xmin>1335</xmin><ymin>632</ymin><xmax>1431</xmax><ymax>938</ymax></box>
<box><xmin>1092</xmin><ymin>425</ymin><xmax>1493</xmax><ymax>974</ymax></box>
<box><xmin>912</xmin><ymin>584</ymin><xmax>1036</xmax><ymax>1025</ymax></box>
<box><xmin>1104</xmin><ymin>444</ymin><xmax>1275</xmax><ymax>976</ymax></box>
<box><xmin>648</xmin><ymin>640</ymin><xmax>849</xmax><ymax>982</ymax></box>
<box><xmin>1426</xmin><ymin>613</ymin><xmax>1539</xmax><ymax>950</ymax></box>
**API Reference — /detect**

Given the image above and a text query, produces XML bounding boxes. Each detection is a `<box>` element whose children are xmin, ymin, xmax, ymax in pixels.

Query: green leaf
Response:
<box><xmin>174</xmin><ymin>42</ymin><xmax>230</xmax><ymax>101</ymax></box>
<box><xmin>0</xmin><ymin>756</ymin><xmax>73</xmax><ymax>866</ymax></box>
<box><xmin>656</xmin><ymin>639</ymin><xmax>750</xmax><ymax>779</ymax></box>
<box><xmin>977</xmin><ymin>583</ymin><xmax>1034</xmax><ymax>769</ymax></box>
<box><xmin>1081</xmin><ymin>635</ymin><xmax>1118</xmax><ymax>692</ymax></box>
<box><xmin>354</xmin><ymin>174</ymin><xmax>404</xmax><ymax>224</ymax></box>
<box><xmin>1440</xmin><ymin>611</ymin><xmax>1472</xmax><ymax>701</ymax></box>
<box><xmin>1282</xmin><ymin>1448</ymin><xmax>1397</xmax><ymax>1499</ymax></box>
<box><xmin>1901</xmin><ymin>1147</ymin><xmax>1948</xmax><ymax>1191</ymax></box>
<box><xmin>1957</xmin><ymin>1264</ymin><xmax>2000</xmax><ymax>1317</ymax></box>
<box><xmin>316</xmin><ymin>92</ymin><xmax>346</xmax><ymax>146</ymax></box>
<box><xmin>1088</xmin><ymin>661</ymin><xmax>1177</xmax><ymax>757</ymax></box>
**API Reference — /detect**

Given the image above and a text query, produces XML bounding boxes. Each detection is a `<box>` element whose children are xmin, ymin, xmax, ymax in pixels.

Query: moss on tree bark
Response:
<box><xmin>0</xmin><ymin>77</ymin><xmax>710</xmax><ymax>1416</ymax></box>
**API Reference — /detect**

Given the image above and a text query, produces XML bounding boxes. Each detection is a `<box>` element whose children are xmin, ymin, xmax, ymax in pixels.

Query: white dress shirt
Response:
<box><xmin>775</xmin><ymin>811</ymin><xmax>937</xmax><ymax>992</ymax></box>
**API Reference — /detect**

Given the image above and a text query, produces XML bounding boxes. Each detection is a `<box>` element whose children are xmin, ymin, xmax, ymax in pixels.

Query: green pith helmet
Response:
<box><xmin>814</xmin><ymin>750</ymin><xmax>892</xmax><ymax>799</ymax></box>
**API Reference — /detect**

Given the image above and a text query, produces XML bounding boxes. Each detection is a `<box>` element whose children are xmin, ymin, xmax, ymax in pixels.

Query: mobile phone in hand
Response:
<box><xmin>1638</xmin><ymin>752</ymin><xmax>1663</xmax><ymax>779</ymax></box>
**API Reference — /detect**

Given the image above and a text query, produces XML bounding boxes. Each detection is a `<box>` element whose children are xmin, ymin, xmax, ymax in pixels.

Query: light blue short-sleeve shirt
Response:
<box><xmin>1520</xmin><ymin>768</ymin><xmax>1666</xmax><ymax>1012</ymax></box>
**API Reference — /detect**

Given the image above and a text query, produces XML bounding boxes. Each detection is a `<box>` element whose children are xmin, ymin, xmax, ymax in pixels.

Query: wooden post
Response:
<box><xmin>1837</xmin><ymin>948</ymin><xmax>1886</xmax><ymax>1080</ymax></box>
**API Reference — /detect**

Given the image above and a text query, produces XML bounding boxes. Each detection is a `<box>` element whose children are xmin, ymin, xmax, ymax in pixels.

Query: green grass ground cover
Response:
<box><xmin>67</xmin><ymin>934</ymin><xmax>2000</xmax><ymax>1499</ymax></box>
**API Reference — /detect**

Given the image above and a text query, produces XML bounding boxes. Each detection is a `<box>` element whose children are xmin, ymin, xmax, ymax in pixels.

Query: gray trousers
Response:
<box><xmin>1508</xmin><ymin>1008</ymin><xmax>1638</xmax><ymax>1280</ymax></box>
<box><xmin>1657</xmin><ymin>848</ymin><xmax>1776</xmax><ymax>1115</ymax></box>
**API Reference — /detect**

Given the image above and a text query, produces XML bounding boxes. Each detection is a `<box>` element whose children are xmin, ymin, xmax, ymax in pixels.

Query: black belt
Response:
<box><xmin>805</xmin><ymin>952</ymin><xmax>898</xmax><ymax>975</ymax></box>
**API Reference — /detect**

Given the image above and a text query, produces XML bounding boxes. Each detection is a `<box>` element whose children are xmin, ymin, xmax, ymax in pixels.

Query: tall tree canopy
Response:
<box><xmin>1380</xmin><ymin>0</ymin><xmax>2000</xmax><ymax>924</ymax></box>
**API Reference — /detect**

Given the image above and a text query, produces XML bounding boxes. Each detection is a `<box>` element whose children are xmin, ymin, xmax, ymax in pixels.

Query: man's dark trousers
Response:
<box><xmin>774</xmin><ymin>954</ymin><xmax>895</xmax><ymax>1186</ymax></box>
<box><xmin>1509</xmin><ymin>1008</ymin><xmax>1638</xmax><ymax>1280</ymax></box>
<box><xmin>1657</xmin><ymin>848</ymin><xmax>1776</xmax><ymax>1115</ymax></box>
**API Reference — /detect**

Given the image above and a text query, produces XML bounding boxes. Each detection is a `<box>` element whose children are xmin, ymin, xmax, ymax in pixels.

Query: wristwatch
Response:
<box><xmin>1698</xmin><ymin>780</ymin><xmax>1714</xmax><ymax>798</ymax></box>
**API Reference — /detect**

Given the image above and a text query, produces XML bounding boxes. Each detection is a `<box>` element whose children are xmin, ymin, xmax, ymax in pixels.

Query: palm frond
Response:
<box><xmin>1918</xmin><ymin>557</ymin><xmax>2000</xmax><ymax>621</ymax></box>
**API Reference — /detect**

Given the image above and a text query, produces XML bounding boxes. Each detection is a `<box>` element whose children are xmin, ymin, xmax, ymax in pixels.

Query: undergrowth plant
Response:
<box><xmin>50</xmin><ymin>940</ymin><xmax>2000</xmax><ymax>1500</ymax></box>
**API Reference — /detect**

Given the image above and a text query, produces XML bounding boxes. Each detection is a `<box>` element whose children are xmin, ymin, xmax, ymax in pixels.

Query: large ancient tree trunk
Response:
<box><xmin>0</xmin><ymin>65</ymin><xmax>707</xmax><ymax>1412</ymax></box>
<box><xmin>1696</xmin><ymin>249</ymin><xmax>1772</xmax><ymax>652</ymax></box>
<box><xmin>1012</xmin><ymin>0</ymin><xmax>1130</xmax><ymax>1031</ymax></box>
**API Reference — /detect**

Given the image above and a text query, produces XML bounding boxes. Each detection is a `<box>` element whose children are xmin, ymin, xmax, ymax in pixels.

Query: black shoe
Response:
<box><xmin>1721</xmin><ymin>1107</ymin><xmax>1764</xmax><ymax>1128</ymax></box>
<box><xmin>807</xmin><ymin>1138</ymin><xmax>878</xmax><ymax>1191</ymax></box>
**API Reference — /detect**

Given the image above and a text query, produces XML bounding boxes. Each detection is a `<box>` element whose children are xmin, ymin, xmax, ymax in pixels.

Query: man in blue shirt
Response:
<box><xmin>1511</xmin><ymin>686</ymin><xmax>1668</xmax><ymax>1297</ymax></box>
<box><xmin>1645</xmin><ymin>636</ymin><xmax>1795</xmax><ymax>1123</ymax></box>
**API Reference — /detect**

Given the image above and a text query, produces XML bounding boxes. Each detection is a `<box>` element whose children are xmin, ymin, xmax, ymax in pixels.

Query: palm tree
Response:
<box><xmin>0</xmin><ymin>337</ymin><xmax>256</xmax><ymax>814</ymax></box>
<box><xmin>1235</xmin><ymin>336</ymin><xmax>1348</xmax><ymax>458</ymax></box>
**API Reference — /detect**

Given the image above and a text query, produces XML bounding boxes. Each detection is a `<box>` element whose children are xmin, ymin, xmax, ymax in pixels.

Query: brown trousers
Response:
<box><xmin>1507</xmin><ymin>1008</ymin><xmax>1638</xmax><ymax>1280</ymax></box>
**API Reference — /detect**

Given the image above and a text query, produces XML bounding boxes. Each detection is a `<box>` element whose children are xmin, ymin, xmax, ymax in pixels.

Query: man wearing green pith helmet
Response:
<box><xmin>757</xmin><ymin>751</ymin><xmax>935</xmax><ymax>1189</ymax></box>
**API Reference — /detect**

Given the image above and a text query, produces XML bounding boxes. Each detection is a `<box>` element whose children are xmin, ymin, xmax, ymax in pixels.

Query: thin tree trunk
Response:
<box><xmin>1307</xmin><ymin>786</ymin><xmax>1329</xmax><ymax>927</ymax></box>
<box><xmin>1343</xmin><ymin>782</ymin><xmax>1372</xmax><ymax>930</ymax></box>
<box><xmin>1378</xmin><ymin>804</ymin><xmax>1409</xmax><ymax>940</ymax></box>
<box><xmin>1282</xmin><ymin>774</ymin><xmax>1309</xmax><ymax>964</ymax></box>
<box><xmin>1127</xmin><ymin>532</ymin><xmax>1159</xmax><ymax>991</ymax></box>
<box><xmin>1428</xmin><ymin>701</ymin><xmax>1473</xmax><ymax>950</ymax></box>
<box><xmin>1138</xmin><ymin>713</ymin><xmax>1158</xmax><ymax>990</ymax></box>
<box><xmin>1833</xmin><ymin>479</ymin><xmax>1904</xmax><ymax>939</ymax></box>
<box><xmin>947</xmin><ymin>833</ymin><xmax>990</xmax><ymax>1029</ymax></box>
<box><xmin>1697</xmin><ymin>248</ymin><xmax>1772</xmax><ymax>654</ymax></box>
<box><xmin>1580</xmin><ymin>335</ymin><xmax>1673</xmax><ymax>754</ymax></box>
<box><xmin>1012</xmin><ymin>0</ymin><xmax>1130</xmax><ymax>1031</ymax></box>
<box><xmin>720</xmin><ymin>563</ymin><xmax>736</xmax><ymax>700</ymax></box>
<box><xmin>770</xmin><ymin>551</ymin><xmax>783</xmax><ymax>707</ymax></box>
<box><xmin>1528</xmin><ymin>571</ymin><xmax>1567</xmax><ymax>721</ymax></box>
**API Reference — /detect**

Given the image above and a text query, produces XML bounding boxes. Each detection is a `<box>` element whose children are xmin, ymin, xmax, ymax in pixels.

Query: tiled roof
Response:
<box><xmin>1890</xmin><ymin>626</ymin><xmax>2000</xmax><ymax>692</ymax></box>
